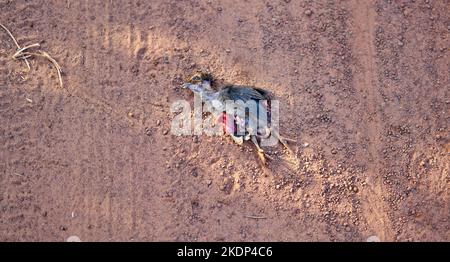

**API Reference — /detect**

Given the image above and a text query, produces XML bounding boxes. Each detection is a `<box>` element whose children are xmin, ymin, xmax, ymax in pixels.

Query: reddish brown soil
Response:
<box><xmin>0</xmin><ymin>0</ymin><xmax>448</xmax><ymax>241</ymax></box>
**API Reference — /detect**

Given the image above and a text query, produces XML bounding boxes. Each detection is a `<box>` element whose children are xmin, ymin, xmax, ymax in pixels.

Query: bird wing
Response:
<box><xmin>220</xmin><ymin>85</ymin><xmax>270</xmax><ymax>102</ymax></box>
<box><xmin>217</xmin><ymin>85</ymin><xmax>272</xmax><ymax>137</ymax></box>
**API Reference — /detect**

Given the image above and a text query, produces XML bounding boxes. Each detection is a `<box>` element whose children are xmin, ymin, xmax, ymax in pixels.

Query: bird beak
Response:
<box><xmin>182</xmin><ymin>83</ymin><xmax>190</xmax><ymax>89</ymax></box>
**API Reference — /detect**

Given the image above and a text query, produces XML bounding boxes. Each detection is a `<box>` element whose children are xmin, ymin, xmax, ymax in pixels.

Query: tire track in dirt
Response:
<box><xmin>52</xmin><ymin>0</ymin><xmax>167</xmax><ymax>240</ymax></box>
<box><xmin>254</xmin><ymin>1</ymin><xmax>367</xmax><ymax>240</ymax></box>
<box><xmin>0</xmin><ymin>78</ymin><xmax>41</xmax><ymax>240</ymax></box>
<box><xmin>348</xmin><ymin>0</ymin><xmax>392</xmax><ymax>241</ymax></box>
<box><xmin>370</xmin><ymin>0</ymin><xmax>449</xmax><ymax>241</ymax></box>
<box><xmin>89</xmin><ymin>113</ymin><xmax>109</xmax><ymax>239</ymax></box>
<box><xmin>99</xmin><ymin>0</ymin><xmax>116</xmax><ymax>240</ymax></box>
<box><xmin>48</xmin><ymin>0</ymin><xmax>145</xmax><ymax>141</ymax></box>
<box><xmin>125</xmin><ymin>0</ymin><xmax>137</xmax><ymax>240</ymax></box>
<box><xmin>56</xmin><ymin>0</ymin><xmax>91</xmax><ymax>241</ymax></box>
<box><xmin>304</xmin><ymin>3</ymin><xmax>342</xmax><ymax>240</ymax></box>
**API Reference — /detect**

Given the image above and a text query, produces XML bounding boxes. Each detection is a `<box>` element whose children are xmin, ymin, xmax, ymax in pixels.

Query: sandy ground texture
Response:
<box><xmin>0</xmin><ymin>0</ymin><xmax>449</xmax><ymax>241</ymax></box>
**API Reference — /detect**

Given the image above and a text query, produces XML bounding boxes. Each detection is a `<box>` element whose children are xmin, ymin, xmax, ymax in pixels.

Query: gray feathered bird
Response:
<box><xmin>182</xmin><ymin>71</ymin><xmax>295</xmax><ymax>164</ymax></box>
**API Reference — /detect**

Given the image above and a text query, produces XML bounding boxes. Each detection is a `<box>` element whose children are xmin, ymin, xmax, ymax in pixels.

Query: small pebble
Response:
<box><xmin>66</xmin><ymin>236</ymin><xmax>81</xmax><ymax>242</ymax></box>
<box><xmin>305</xmin><ymin>9</ymin><xmax>313</xmax><ymax>16</ymax></box>
<box><xmin>145</xmin><ymin>127</ymin><xmax>151</xmax><ymax>136</ymax></box>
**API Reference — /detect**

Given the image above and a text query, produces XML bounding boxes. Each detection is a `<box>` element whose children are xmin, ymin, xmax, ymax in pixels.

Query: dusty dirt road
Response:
<box><xmin>0</xmin><ymin>0</ymin><xmax>449</xmax><ymax>241</ymax></box>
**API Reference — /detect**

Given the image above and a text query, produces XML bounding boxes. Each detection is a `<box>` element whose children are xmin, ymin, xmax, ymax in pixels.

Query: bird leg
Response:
<box><xmin>278</xmin><ymin>135</ymin><xmax>296</xmax><ymax>142</ymax></box>
<box><xmin>271</xmin><ymin>129</ymin><xmax>295</xmax><ymax>155</ymax></box>
<box><xmin>230</xmin><ymin>134</ymin><xmax>244</xmax><ymax>145</ymax></box>
<box><xmin>251</xmin><ymin>135</ymin><xmax>268</xmax><ymax>165</ymax></box>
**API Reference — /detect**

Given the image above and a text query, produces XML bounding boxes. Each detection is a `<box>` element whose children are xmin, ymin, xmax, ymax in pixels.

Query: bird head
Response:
<box><xmin>182</xmin><ymin>71</ymin><xmax>214</xmax><ymax>95</ymax></box>
<box><xmin>187</xmin><ymin>71</ymin><xmax>213</xmax><ymax>85</ymax></box>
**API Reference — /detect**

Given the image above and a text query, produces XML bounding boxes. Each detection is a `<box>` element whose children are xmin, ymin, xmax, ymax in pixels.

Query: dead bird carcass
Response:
<box><xmin>179</xmin><ymin>71</ymin><xmax>295</xmax><ymax>165</ymax></box>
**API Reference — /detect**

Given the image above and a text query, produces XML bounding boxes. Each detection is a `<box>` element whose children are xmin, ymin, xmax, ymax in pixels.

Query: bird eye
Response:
<box><xmin>192</xmin><ymin>76</ymin><xmax>201</xmax><ymax>81</ymax></box>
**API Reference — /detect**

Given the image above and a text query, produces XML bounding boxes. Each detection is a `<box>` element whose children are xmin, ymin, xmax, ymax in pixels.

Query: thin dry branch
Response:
<box><xmin>13</xmin><ymin>43</ymin><xmax>40</xmax><ymax>58</ymax></box>
<box><xmin>244</xmin><ymin>215</ymin><xmax>267</xmax><ymax>220</ymax></box>
<box><xmin>0</xmin><ymin>23</ymin><xmax>31</xmax><ymax>70</ymax></box>
<box><xmin>0</xmin><ymin>23</ymin><xmax>20</xmax><ymax>48</ymax></box>
<box><xmin>18</xmin><ymin>51</ymin><xmax>64</xmax><ymax>88</ymax></box>
<box><xmin>1</xmin><ymin>23</ymin><xmax>63</xmax><ymax>88</ymax></box>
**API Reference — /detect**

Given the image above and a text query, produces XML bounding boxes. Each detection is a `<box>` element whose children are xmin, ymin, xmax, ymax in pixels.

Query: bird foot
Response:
<box><xmin>271</xmin><ymin>130</ymin><xmax>296</xmax><ymax>156</ymax></box>
<box><xmin>278</xmin><ymin>135</ymin><xmax>296</xmax><ymax>142</ymax></box>
<box><xmin>251</xmin><ymin>135</ymin><xmax>272</xmax><ymax>165</ymax></box>
<box><xmin>256</xmin><ymin>150</ymin><xmax>267</xmax><ymax>165</ymax></box>
<box><xmin>230</xmin><ymin>134</ymin><xmax>244</xmax><ymax>145</ymax></box>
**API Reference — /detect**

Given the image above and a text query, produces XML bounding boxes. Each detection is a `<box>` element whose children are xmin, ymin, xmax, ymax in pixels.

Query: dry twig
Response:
<box><xmin>0</xmin><ymin>23</ymin><xmax>63</xmax><ymax>88</ymax></box>
<box><xmin>17</xmin><ymin>51</ymin><xmax>64</xmax><ymax>88</ymax></box>
<box><xmin>0</xmin><ymin>23</ymin><xmax>31</xmax><ymax>70</ymax></box>
<box><xmin>244</xmin><ymin>215</ymin><xmax>267</xmax><ymax>220</ymax></box>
